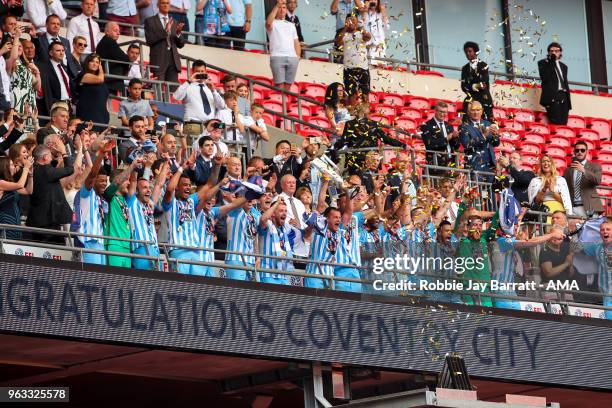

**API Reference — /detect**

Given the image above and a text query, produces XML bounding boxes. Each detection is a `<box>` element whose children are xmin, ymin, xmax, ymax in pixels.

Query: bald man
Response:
<box><xmin>96</xmin><ymin>21</ymin><xmax>130</xmax><ymax>94</ymax></box>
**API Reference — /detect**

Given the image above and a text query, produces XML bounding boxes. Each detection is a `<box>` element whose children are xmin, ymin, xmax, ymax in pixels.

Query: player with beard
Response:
<box><xmin>127</xmin><ymin>160</ymin><xmax>169</xmax><ymax>270</ymax></box>
<box><xmin>162</xmin><ymin>152</ymin><xmax>223</xmax><ymax>275</ymax></box>
<box><xmin>258</xmin><ymin>198</ymin><xmax>295</xmax><ymax>285</ymax></box>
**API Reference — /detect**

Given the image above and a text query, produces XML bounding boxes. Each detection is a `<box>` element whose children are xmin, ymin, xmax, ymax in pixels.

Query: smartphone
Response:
<box><xmin>195</xmin><ymin>73</ymin><xmax>208</xmax><ymax>80</ymax></box>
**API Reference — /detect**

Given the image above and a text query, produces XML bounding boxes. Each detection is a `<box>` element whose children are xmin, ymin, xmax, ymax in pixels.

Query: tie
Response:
<box><xmin>554</xmin><ymin>62</ymin><xmax>565</xmax><ymax>91</ymax></box>
<box><xmin>199</xmin><ymin>84</ymin><xmax>211</xmax><ymax>115</ymax></box>
<box><xmin>162</xmin><ymin>16</ymin><xmax>167</xmax><ymax>28</ymax></box>
<box><xmin>574</xmin><ymin>168</ymin><xmax>583</xmax><ymax>204</ymax></box>
<box><xmin>87</xmin><ymin>18</ymin><xmax>96</xmax><ymax>53</ymax></box>
<box><xmin>289</xmin><ymin>197</ymin><xmax>300</xmax><ymax>226</ymax></box>
<box><xmin>438</xmin><ymin>121</ymin><xmax>450</xmax><ymax>154</ymax></box>
<box><xmin>57</xmin><ymin>63</ymin><xmax>71</xmax><ymax>98</ymax></box>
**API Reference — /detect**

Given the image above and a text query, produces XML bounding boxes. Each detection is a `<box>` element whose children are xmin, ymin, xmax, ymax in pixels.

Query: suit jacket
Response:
<box><xmin>420</xmin><ymin>118</ymin><xmax>460</xmax><ymax>154</ymax></box>
<box><xmin>461</xmin><ymin>60</ymin><xmax>492</xmax><ymax>107</ymax></box>
<box><xmin>508</xmin><ymin>165</ymin><xmax>535</xmax><ymax>204</ymax></box>
<box><xmin>265</xmin><ymin>155</ymin><xmax>302</xmax><ymax>193</ymax></box>
<box><xmin>96</xmin><ymin>35</ymin><xmax>130</xmax><ymax>93</ymax></box>
<box><xmin>144</xmin><ymin>14</ymin><xmax>185</xmax><ymax>77</ymax></box>
<box><xmin>459</xmin><ymin>120</ymin><xmax>499</xmax><ymax>170</ymax></box>
<box><xmin>538</xmin><ymin>57</ymin><xmax>572</xmax><ymax>109</ymax></box>
<box><xmin>26</xmin><ymin>162</ymin><xmax>74</xmax><ymax>227</ymax></box>
<box><xmin>187</xmin><ymin>155</ymin><xmax>214</xmax><ymax>186</ymax></box>
<box><xmin>40</xmin><ymin>59</ymin><xmax>77</xmax><ymax>114</ymax></box>
<box><xmin>33</xmin><ymin>34</ymin><xmax>80</xmax><ymax>78</ymax></box>
<box><xmin>563</xmin><ymin>162</ymin><xmax>602</xmax><ymax>213</ymax></box>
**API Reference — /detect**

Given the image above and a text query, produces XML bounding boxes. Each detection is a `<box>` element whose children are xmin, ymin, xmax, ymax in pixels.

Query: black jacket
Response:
<box><xmin>286</xmin><ymin>13</ymin><xmax>304</xmax><ymax>43</ymax></box>
<box><xmin>420</xmin><ymin>118</ymin><xmax>460</xmax><ymax>153</ymax></box>
<box><xmin>461</xmin><ymin>60</ymin><xmax>493</xmax><ymax>107</ymax></box>
<box><xmin>0</xmin><ymin>2</ymin><xmax>23</xmax><ymax>20</ymax></box>
<box><xmin>264</xmin><ymin>155</ymin><xmax>303</xmax><ymax>193</ymax></box>
<box><xmin>96</xmin><ymin>35</ymin><xmax>130</xmax><ymax>93</ymax></box>
<box><xmin>26</xmin><ymin>162</ymin><xmax>74</xmax><ymax>227</ymax></box>
<box><xmin>39</xmin><ymin>59</ymin><xmax>77</xmax><ymax>115</ymax></box>
<box><xmin>508</xmin><ymin>165</ymin><xmax>535</xmax><ymax>204</ymax></box>
<box><xmin>538</xmin><ymin>57</ymin><xmax>572</xmax><ymax>109</ymax></box>
<box><xmin>32</xmin><ymin>34</ymin><xmax>80</xmax><ymax>78</ymax></box>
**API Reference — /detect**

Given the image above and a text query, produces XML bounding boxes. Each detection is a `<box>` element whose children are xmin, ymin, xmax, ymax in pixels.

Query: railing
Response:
<box><xmin>0</xmin><ymin>223</ymin><xmax>610</xmax><ymax>317</ymax></box>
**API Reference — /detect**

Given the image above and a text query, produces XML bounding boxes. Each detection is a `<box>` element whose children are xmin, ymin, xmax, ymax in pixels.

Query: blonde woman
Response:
<box><xmin>528</xmin><ymin>154</ymin><xmax>573</xmax><ymax>219</ymax></box>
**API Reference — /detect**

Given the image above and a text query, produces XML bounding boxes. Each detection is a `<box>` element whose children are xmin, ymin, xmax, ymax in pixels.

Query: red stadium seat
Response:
<box><xmin>502</xmin><ymin>120</ymin><xmax>525</xmax><ymax>131</ymax></box>
<box><xmin>493</xmin><ymin>107</ymin><xmax>508</xmax><ymax>121</ymax></box>
<box><xmin>567</xmin><ymin>115</ymin><xmax>587</xmax><ymax>129</ymax></box>
<box><xmin>375</xmin><ymin>105</ymin><xmax>397</xmax><ymax>116</ymax></box>
<box><xmin>588</xmin><ymin>118</ymin><xmax>611</xmax><ymax>140</ymax></box>
<box><xmin>549</xmin><ymin>136</ymin><xmax>572</xmax><ymax>148</ymax></box>
<box><xmin>306</xmin><ymin>117</ymin><xmax>331</xmax><ymax>129</ymax></box>
<box><xmin>500</xmin><ymin>129</ymin><xmax>521</xmax><ymax>142</ymax></box>
<box><xmin>520</xmin><ymin>142</ymin><xmax>541</xmax><ymax>155</ymax></box>
<box><xmin>601</xmin><ymin>173</ymin><xmax>612</xmax><ymax>187</ymax></box>
<box><xmin>552</xmin><ymin>126</ymin><xmax>576</xmax><ymax>138</ymax></box>
<box><xmin>266</xmin><ymin>92</ymin><xmax>294</xmax><ymax>104</ymax></box>
<box><xmin>380</xmin><ymin>93</ymin><xmax>404</xmax><ymax>106</ymax></box>
<box><xmin>262</xmin><ymin>101</ymin><xmax>283</xmax><ymax>113</ymax></box>
<box><xmin>521</xmin><ymin>154</ymin><xmax>540</xmax><ymax>168</ymax></box>
<box><xmin>512</xmin><ymin>109</ymin><xmax>535</xmax><ymax>122</ymax></box>
<box><xmin>298</xmin><ymin>128</ymin><xmax>324</xmax><ymax>138</ymax></box>
<box><xmin>368</xmin><ymin>93</ymin><xmax>380</xmax><ymax>104</ymax></box>
<box><xmin>576</xmin><ymin>129</ymin><xmax>600</xmax><ymax>143</ymax></box>
<box><xmin>301</xmin><ymin>83</ymin><xmax>327</xmax><ymax>99</ymax></box>
<box><xmin>597</xmin><ymin>152</ymin><xmax>612</xmax><ymax>162</ymax></box>
<box><xmin>599</xmin><ymin>142</ymin><xmax>612</xmax><ymax>152</ymax></box>
<box><xmin>394</xmin><ymin>117</ymin><xmax>418</xmax><ymax>131</ymax></box>
<box><xmin>369</xmin><ymin>114</ymin><xmax>391</xmax><ymax>125</ymax></box>
<box><xmin>262</xmin><ymin>113</ymin><xmax>276</xmax><ymax>126</ymax></box>
<box><xmin>552</xmin><ymin>157</ymin><xmax>567</xmax><ymax>170</ymax></box>
<box><xmin>398</xmin><ymin>107</ymin><xmax>422</xmax><ymax>120</ymax></box>
<box><xmin>252</xmin><ymin>89</ymin><xmax>265</xmax><ymax>100</ymax></box>
<box><xmin>287</xmin><ymin>104</ymin><xmax>312</xmax><ymax>118</ymax></box>
<box><xmin>523</xmin><ymin>133</ymin><xmax>546</xmax><ymax>144</ymax></box>
<box><xmin>407</xmin><ymin>97</ymin><xmax>430</xmax><ymax>110</ymax></box>
<box><xmin>422</xmin><ymin>109</ymin><xmax>435</xmax><ymax>121</ymax></box>
<box><xmin>525</xmin><ymin>122</ymin><xmax>550</xmax><ymax>134</ymax></box>
<box><xmin>546</xmin><ymin>146</ymin><xmax>566</xmax><ymax>158</ymax></box>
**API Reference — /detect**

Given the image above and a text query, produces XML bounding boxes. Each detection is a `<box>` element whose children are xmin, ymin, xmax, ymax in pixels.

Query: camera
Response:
<box><xmin>369</xmin><ymin>1</ymin><xmax>377</xmax><ymax>7</ymax></box>
<box><xmin>195</xmin><ymin>73</ymin><xmax>208</xmax><ymax>80</ymax></box>
<box><xmin>571</xmin><ymin>157</ymin><xmax>580</xmax><ymax>162</ymax></box>
<box><xmin>212</xmin><ymin>122</ymin><xmax>226</xmax><ymax>130</ymax></box>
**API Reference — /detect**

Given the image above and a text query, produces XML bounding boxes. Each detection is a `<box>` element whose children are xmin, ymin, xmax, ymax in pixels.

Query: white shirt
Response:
<box><xmin>279</xmin><ymin>192</ymin><xmax>309</xmax><ymax>257</ymax></box>
<box><xmin>267</xmin><ymin>20</ymin><xmax>298</xmax><ymax>57</ymax></box>
<box><xmin>26</xmin><ymin>0</ymin><xmax>67</xmax><ymax>33</ymax></box>
<box><xmin>174</xmin><ymin>81</ymin><xmax>225</xmax><ymax>122</ymax></box>
<box><xmin>192</xmin><ymin>134</ymin><xmax>229</xmax><ymax>157</ymax></box>
<box><xmin>216</xmin><ymin>108</ymin><xmax>248</xmax><ymax>144</ymax></box>
<box><xmin>158</xmin><ymin>13</ymin><xmax>170</xmax><ymax>27</ymax></box>
<box><xmin>343</xmin><ymin>31</ymin><xmax>369</xmax><ymax>69</ymax></box>
<box><xmin>527</xmin><ymin>176</ymin><xmax>573</xmax><ymax>216</ymax></box>
<box><xmin>51</xmin><ymin>61</ymin><xmax>71</xmax><ymax>100</ymax></box>
<box><xmin>66</xmin><ymin>13</ymin><xmax>102</xmax><ymax>55</ymax></box>
<box><xmin>124</xmin><ymin>63</ymin><xmax>142</xmax><ymax>85</ymax></box>
<box><xmin>169</xmin><ymin>0</ymin><xmax>191</xmax><ymax>10</ymax></box>
<box><xmin>0</xmin><ymin>58</ymin><xmax>10</xmax><ymax>102</ymax></box>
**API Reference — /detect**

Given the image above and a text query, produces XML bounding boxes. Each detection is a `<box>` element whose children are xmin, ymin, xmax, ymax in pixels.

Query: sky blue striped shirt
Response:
<box><xmin>258</xmin><ymin>219</ymin><xmax>293</xmax><ymax>279</ymax></box>
<box><xmin>226</xmin><ymin>207</ymin><xmax>260</xmax><ymax>265</ymax></box>
<box><xmin>79</xmin><ymin>186</ymin><xmax>105</xmax><ymax>245</ymax></box>
<box><xmin>127</xmin><ymin>194</ymin><xmax>158</xmax><ymax>252</ymax></box>
<box><xmin>307</xmin><ymin>215</ymin><xmax>339</xmax><ymax>277</ymax></box>
<box><xmin>196</xmin><ymin>206</ymin><xmax>221</xmax><ymax>263</ymax></box>
<box><xmin>162</xmin><ymin>193</ymin><xmax>200</xmax><ymax>250</ymax></box>
<box><xmin>491</xmin><ymin>237</ymin><xmax>517</xmax><ymax>288</ymax></box>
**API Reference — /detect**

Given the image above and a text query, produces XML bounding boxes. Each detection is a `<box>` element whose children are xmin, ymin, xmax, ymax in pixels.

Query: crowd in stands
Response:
<box><xmin>0</xmin><ymin>0</ymin><xmax>611</xmax><ymax>317</ymax></box>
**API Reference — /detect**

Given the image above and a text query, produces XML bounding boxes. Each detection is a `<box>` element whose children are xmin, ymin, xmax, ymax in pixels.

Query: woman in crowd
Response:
<box><xmin>296</xmin><ymin>186</ymin><xmax>313</xmax><ymax>213</ymax></box>
<box><xmin>0</xmin><ymin>155</ymin><xmax>33</xmax><ymax>239</ymax></box>
<box><xmin>528</xmin><ymin>154</ymin><xmax>573</xmax><ymax>220</ymax></box>
<box><xmin>266</xmin><ymin>1</ymin><xmax>301</xmax><ymax>92</ymax></box>
<box><xmin>75</xmin><ymin>54</ymin><xmax>110</xmax><ymax>126</ymax></box>
<box><xmin>361</xmin><ymin>0</ymin><xmax>388</xmax><ymax>65</ymax></box>
<box><xmin>11</xmin><ymin>36</ymin><xmax>41</xmax><ymax>115</ymax></box>
<box><xmin>324</xmin><ymin>82</ymin><xmax>351</xmax><ymax>134</ymax></box>
<box><xmin>195</xmin><ymin>0</ymin><xmax>233</xmax><ymax>47</ymax></box>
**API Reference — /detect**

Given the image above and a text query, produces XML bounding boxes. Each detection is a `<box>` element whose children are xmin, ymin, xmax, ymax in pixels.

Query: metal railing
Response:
<box><xmin>1</xmin><ymin>223</ymin><xmax>610</xmax><ymax>317</ymax></box>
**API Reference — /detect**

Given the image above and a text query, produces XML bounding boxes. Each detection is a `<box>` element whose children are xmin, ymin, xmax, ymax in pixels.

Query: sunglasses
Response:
<box><xmin>76</xmin><ymin>42</ymin><xmax>87</xmax><ymax>47</ymax></box>
<box><xmin>574</xmin><ymin>149</ymin><xmax>586</xmax><ymax>153</ymax></box>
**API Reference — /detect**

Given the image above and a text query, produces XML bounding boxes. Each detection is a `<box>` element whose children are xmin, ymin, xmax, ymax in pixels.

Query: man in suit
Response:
<box><xmin>33</xmin><ymin>14</ymin><xmax>80</xmax><ymax>77</ymax></box>
<box><xmin>265</xmin><ymin>140</ymin><xmax>303</xmax><ymax>193</ymax></box>
<box><xmin>39</xmin><ymin>41</ymin><xmax>76</xmax><ymax>116</ymax></box>
<box><xmin>96</xmin><ymin>22</ymin><xmax>130</xmax><ymax>95</ymax></box>
<box><xmin>564</xmin><ymin>141</ymin><xmax>602</xmax><ymax>217</ymax></box>
<box><xmin>459</xmin><ymin>101</ymin><xmax>500</xmax><ymax>182</ymax></box>
<box><xmin>420</xmin><ymin>101</ymin><xmax>460</xmax><ymax>174</ymax></box>
<box><xmin>144</xmin><ymin>0</ymin><xmax>185</xmax><ymax>83</ymax></box>
<box><xmin>461</xmin><ymin>41</ymin><xmax>493</xmax><ymax>122</ymax></box>
<box><xmin>286</xmin><ymin>0</ymin><xmax>304</xmax><ymax>44</ymax></box>
<box><xmin>26</xmin><ymin>144</ymin><xmax>74</xmax><ymax>243</ymax></box>
<box><xmin>538</xmin><ymin>42</ymin><xmax>571</xmax><ymax>125</ymax></box>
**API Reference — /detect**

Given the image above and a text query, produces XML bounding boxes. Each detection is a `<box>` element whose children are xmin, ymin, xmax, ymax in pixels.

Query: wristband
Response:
<box><xmin>178</xmin><ymin>167</ymin><xmax>184</xmax><ymax>174</ymax></box>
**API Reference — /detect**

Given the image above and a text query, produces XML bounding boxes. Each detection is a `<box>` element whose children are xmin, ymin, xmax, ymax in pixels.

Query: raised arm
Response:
<box><xmin>260</xmin><ymin>198</ymin><xmax>281</xmax><ymax>228</ymax></box>
<box><xmin>266</xmin><ymin>2</ymin><xmax>279</xmax><ymax>30</ymax></box>
<box><xmin>85</xmin><ymin>139</ymin><xmax>114</xmax><ymax>191</ymax></box>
